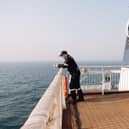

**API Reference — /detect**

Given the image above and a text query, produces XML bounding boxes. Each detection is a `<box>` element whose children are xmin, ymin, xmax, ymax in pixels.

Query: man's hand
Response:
<box><xmin>53</xmin><ymin>64</ymin><xmax>59</xmax><ymax>68</ymax></box>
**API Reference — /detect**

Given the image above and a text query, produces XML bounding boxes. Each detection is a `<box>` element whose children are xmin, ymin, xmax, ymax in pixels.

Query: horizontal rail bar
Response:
<box><xmin>80</xmin><ymin>65</ymin><xmax>123</xmax><ymax>69</ymax></box>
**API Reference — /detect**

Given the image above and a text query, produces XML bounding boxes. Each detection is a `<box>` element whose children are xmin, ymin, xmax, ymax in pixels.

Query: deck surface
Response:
<box><xmin>63</xmin><ymin>93</ymin><xmax>129</xmax><ymax>129</ymax></box>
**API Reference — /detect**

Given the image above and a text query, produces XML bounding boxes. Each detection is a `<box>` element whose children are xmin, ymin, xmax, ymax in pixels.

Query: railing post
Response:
<box><xmin>110</xmin><ymin>71</ymin><xmax>112</xmax><ymax>88</ymax></box>
<box><xmin>102</xmin><ymin>67</ymin><xmax>105</xmax><ymax>96</ymax></box>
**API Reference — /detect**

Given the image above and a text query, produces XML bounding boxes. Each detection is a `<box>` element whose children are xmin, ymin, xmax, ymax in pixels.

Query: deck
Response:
<box><xmin>63</xmin><ymin>93</ymin><xmax>129</xmax><ymax>129</ymax></box>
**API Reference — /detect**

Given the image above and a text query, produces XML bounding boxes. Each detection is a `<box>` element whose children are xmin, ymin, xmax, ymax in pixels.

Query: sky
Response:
<box><xmin>0</xmin><ymin>0</ymin><xmax>128</xmax><ymax>62</ymax></box>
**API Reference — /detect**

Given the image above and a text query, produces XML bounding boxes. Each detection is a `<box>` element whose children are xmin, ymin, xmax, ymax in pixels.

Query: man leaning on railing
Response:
<box><xmin>54</xmin><ymin>50</ymin><xmax>84</xmax><ymax>104</ymax></box>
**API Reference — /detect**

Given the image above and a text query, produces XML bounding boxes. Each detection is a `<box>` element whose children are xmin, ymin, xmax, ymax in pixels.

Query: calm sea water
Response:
<box><xmin>0</xmin><ymin>61</ymin><xmax>121</xmax><ymax>129</ymax></box>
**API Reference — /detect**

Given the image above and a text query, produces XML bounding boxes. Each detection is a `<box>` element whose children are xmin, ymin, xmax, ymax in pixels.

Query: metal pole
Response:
<box><xmin>102</xmin><ymin>67</ymin><xmax>105</xmax><ymax>96</ymax></box>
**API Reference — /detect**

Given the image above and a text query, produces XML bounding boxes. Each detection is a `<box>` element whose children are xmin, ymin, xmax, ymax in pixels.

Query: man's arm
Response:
<box><xmin>53</xmin><ymin>63</ymin><xmax>68</xmax><ymax>68</ymax></box>
<box><xmin>58</xmin><ymin>63</ymin><xmax>68</xmax><ymax>68</ymax></box>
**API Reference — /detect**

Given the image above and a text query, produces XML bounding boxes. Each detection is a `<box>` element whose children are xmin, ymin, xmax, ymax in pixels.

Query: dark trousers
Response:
<box><xmin>70</xmin><ymin>71</ymin><xmax>84</xmax><ymax>101</ymax></box>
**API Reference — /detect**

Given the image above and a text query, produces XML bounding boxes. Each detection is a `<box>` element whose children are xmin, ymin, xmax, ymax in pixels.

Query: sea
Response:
<box><xmin>0</xmin><ymin>61</ymin><xmax>121</xmax><ymax>129</ymax></box>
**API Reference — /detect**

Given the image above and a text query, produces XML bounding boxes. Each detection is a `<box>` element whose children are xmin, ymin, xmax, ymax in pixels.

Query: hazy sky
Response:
<box><xmin>0</xmin><ymin>0</ymin><xmax>128</xmax><ymax>62</ymax></box>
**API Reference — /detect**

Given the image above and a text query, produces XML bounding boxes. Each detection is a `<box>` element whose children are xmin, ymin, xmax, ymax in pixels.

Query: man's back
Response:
<box><xmin>65</xmin><ymin>55</ymin><xmax>79</xmax><ymax>75</ymax></box>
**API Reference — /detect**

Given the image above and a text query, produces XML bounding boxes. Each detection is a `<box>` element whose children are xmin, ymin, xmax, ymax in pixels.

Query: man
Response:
<box><xmin>54</xmin><ymin>50</ymin><xmax>84</xmax><ymax>104</ymax></box>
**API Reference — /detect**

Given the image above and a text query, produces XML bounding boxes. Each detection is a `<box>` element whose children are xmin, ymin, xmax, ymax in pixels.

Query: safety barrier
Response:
<box><xmin>80</xmin><ymin>65</ymin><xmax>121</xmax><ymax>95</ymax></box>
<box><xmin>21</xmin><ymin>69</ymin><xmax>66</xmax><ymax>129</ymax></box>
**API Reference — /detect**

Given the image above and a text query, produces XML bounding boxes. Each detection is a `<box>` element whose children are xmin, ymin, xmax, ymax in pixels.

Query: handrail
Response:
<box><xmin>80</xmin><ymin>65</ymin><xmax>122</xmax><ymax>69</ymax></box>
<box><xmin>79</xmin><ymin>65</ymin><xmax>121</xmax><ymax>95</ymax></box>
<box><xmin>21</xmin><ymin>68</ymin><xmax>66</xmax><ymax>129</ymax></box>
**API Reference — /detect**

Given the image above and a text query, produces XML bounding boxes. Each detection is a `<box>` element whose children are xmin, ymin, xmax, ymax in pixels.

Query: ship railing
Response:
<box><xmin>75</xmin><ymin>65</ymin><xmax>122</xmax><ymax>95</ymax></box>
<box><xmin>21</xmin><ymin>68</ymin><xmax>66</xmax><ymax>129</ymax></box>
<box><xmin>79</xmin><ymin>65</ymin><xmax>122</xmax><ymax>95</ymax></box>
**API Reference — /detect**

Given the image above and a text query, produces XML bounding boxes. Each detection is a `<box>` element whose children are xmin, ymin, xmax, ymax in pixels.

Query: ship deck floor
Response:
<box><xmin>63</xmin><ymin>93</ymin><xmax>129</xmax><ymax>129</ymax></box>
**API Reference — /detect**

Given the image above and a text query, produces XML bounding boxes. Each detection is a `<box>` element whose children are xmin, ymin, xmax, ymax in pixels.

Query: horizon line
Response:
<box><xmin>0</xmin><ymin>60</ymin><xmax>122</xmax><ymax>63</ymax></box>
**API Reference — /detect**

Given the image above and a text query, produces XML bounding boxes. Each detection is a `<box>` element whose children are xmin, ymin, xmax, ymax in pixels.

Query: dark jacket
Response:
<box><xmin>58</xmin><ymin>55</ymin><xmax>80</xmax><ymax>76</ymax></box>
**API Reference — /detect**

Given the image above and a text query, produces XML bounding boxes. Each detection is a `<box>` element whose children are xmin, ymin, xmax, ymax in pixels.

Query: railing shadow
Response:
<box><xmin>62</xmin><ymin>101</ymin><xmax>82</xmax><ymax>129</ymax></box>
<box><xmin>72</xmin><ymin>103</ymin><xmax>82</xmax><ymax>129</ymax></box>
<box><xmin>62</xmin><ymin>103</ymin><xmax>73</xmax><ymax>129</ymax></box>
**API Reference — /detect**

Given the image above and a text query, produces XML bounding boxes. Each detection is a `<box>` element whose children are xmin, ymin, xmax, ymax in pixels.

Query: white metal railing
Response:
<box><xmin>21</xmin><ymin>69</ymin><xmax>66</xmax><ymax>129</ymax></box>
<box><xmin>119</xmin><ymin>67</ymin><xmax>129</xmax><ymax>91</ymax></box>
<box><xmin>80</xmin><ymin>65</ymin><xmax>121</xmax><ymax>95</ymax></box>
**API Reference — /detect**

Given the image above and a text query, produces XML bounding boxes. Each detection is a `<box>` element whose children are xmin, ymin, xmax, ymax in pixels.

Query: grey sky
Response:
<box><xmin>0</xmin><ymin>0</ymin><xmax>128</xmax><ymax>62</ymax></box>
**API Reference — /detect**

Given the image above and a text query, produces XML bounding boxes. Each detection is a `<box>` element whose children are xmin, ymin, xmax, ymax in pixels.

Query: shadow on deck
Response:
<box><xmin>62</xmin><ymin>93</ymin><xmax>129</xmax><ymax>129</ymax></box>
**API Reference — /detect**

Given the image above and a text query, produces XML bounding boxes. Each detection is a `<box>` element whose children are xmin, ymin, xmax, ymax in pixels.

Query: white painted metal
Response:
<box><xmin>81</xmin><ymin>65</ymin><xmax>129</xmax><ymax>93</ymax></box>
<box><xmin>80</xmin><ymin>65</ymin><xmax>122</xmax><ymax>69</ymax></box>
<box><xmin>111</xmin><ymin>70</ymin><xmax>121</xmax><ymax>73</ymax></box>
<box><xmin>126</xmin><ymin>19</ymin><xmax>129</xmax><ymax>37</ymax></box>
<box><xmin>102</xmin><ymin>68</ymin><xmax>105</xmax><ymax>95</ymax></box>
<box><xmin>119</xmin><ymin>67</ymin><xmax>129</xmax><ymax>91</ymax></box>
<box><xmin>80</xmin><ymin>65</ymin><xmax>121</xmax><ymax>94</ymax></box>
<box><xmin>21</xmin><ymin>69</ymin><xmax>66</xmax><ymax>129</ymax></box>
